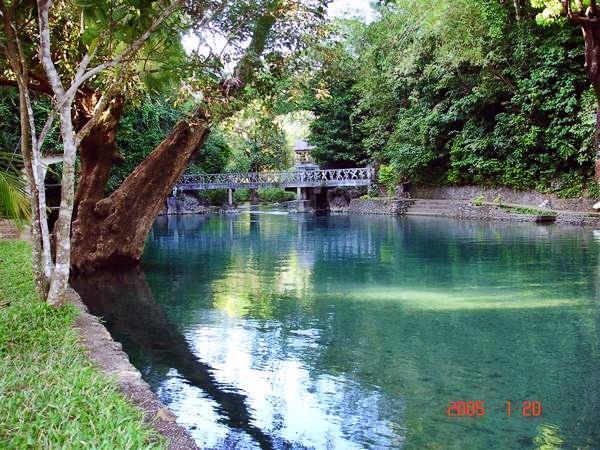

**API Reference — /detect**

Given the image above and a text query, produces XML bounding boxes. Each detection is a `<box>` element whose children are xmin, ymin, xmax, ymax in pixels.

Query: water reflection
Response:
<box><xmin>78</xmin><ymin>212</ymin><xmax>600</xmax><ymax>449</ymax></box>
<box><xmin>73</xmin><ymin>269</ymin><xmax>277</xmax><ymax>449</ymax></box>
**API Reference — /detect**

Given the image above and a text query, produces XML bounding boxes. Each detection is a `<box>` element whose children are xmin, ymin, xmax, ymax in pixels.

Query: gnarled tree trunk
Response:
<box><xmin>70</xmin><ymin>108</ymin><xmax>210</xmax><ymax>272</ymax></box>
<box><xmin>73</xmin><ymin>92</ymin><xmax>125</xmax><ymax>219</ymax></box>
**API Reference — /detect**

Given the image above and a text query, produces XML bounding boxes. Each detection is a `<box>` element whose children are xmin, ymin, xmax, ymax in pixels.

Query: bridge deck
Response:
<box><xmin>178</xmin><ymin>167</ymin><xmax>374</xmax><ymax>190</ymax></box>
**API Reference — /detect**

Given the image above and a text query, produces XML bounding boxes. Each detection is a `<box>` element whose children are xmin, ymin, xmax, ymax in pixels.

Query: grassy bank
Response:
<box><xmin>0</xmin><ymin>240</ymin><xmax>165</xmax><ymax>449</ymax></box>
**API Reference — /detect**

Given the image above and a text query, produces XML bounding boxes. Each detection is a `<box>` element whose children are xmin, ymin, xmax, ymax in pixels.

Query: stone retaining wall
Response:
<box><xmin>327</xmin><ymin>187</ymin><xmax>367</xmax><ymax>212</ymax></box>
<box><xmin>407</xmin><ymin>201</ymin><xmax>600</xmax><ymax>226</ymax></box>
<box><xmin>412</xmin><ymin>185</ymin><xmax>596</xmax><ymax>211</ymax></box>
<box><xmin>348</xmin><ymin>198</ymin><xmax>413</xmax><ymax>215</ymax></box>
<box><xmin>435</xmin><ymin>203</ymin><xmax>552</xmax><ymax>223</ymax></box>
<box><xmin>0</xmin><ymin>220</ymin><xmax>30</xmax><ymax>240</ymax></box>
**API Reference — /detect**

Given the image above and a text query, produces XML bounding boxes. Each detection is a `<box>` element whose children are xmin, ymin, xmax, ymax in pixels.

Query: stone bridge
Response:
<box><xmin>176</xmin><ymin>167</ymin><xmax>375</xmax><ymax>210</ymax></box>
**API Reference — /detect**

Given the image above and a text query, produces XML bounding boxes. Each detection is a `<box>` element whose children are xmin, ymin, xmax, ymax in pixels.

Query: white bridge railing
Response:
<box><xmin>178</xmin><ymin>167</ymin><xmax>374</xmax><ymax>190</ymax></box>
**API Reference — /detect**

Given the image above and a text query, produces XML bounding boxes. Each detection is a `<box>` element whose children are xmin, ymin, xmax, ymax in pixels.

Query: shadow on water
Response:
<box><xmin>73</xmin><ymin>268</ymin><xmax>285</xmax><ymax>450</ymax></box>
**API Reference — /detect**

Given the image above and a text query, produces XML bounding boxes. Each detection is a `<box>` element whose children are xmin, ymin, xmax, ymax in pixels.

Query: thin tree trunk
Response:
<box><xmin>36</xmin><ymin>0</ymin><xmax>80</xmax><ymax>305</ymax></box>
<box><xmin>1</xmin><ymin>0</ymin><xmax>50</xmax><ymax>294</ymax></box>
<box><xmin>22</xmin><ymin>88</ymin><xmax>53</xmax><ymax>280</ymax></box>
<box><xmin>18</xmin><ymin>88</ymin><xmax>48</xmax><ymax>295</ymax></box>
<box><xmin>513</xmin><ymin>0</ymin><xmax>523</xmax><ymax>21</ymax></box>
<box><xmin>46</xmin><ymin>102</ymin><xmax>78</xmax><ymax>305</ymax></box>
<box><xmin>71</xmin><ymin>109</ymin><xmax>210</xmax><ymax>271</ymax></box>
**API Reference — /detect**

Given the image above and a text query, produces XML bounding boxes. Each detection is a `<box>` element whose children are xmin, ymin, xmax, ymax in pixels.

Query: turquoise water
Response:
<box><xmin>77</xmin><ymin>211</ymin><xmax>600</xmax><ymax>449</ymax></box>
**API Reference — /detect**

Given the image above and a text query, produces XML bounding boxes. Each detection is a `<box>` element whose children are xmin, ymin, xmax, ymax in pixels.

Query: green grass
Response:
<box><xmin>497</xmin><ymin>204</ymin><xmax>558</xmax><ymax>217</ymax></box>
<box><xmin>0</xmin><ymin>241</ymin><xmax>165</xmax><ymax>449</ymax></box>
<box><xmin>471</xmin><ymin>199</ymin><xmax>558</xmax><ymax>217</ymax></box>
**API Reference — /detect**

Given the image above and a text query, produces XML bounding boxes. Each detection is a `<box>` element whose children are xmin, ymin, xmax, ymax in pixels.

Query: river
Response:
<box><xmin>76</xmin><ymin>210</ymin><xmax>600</xmax><ymax>449</ymax></box>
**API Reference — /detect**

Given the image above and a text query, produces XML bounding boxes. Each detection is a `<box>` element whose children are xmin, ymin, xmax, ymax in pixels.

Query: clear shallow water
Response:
<box><xmin>76</xmin><ymin>212</ymin><xmax>600</xmax><ymax>449</ymax></box>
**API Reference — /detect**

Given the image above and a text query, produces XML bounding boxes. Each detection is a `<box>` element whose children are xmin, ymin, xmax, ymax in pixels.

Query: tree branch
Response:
<box><xmin>36</xmin><ymin>0</ymin><xmax>66</xmax><ymax>98</ymax></box>
<box><xmin>75</xmin><ymin>87</ymin><xmax>116</xmax><ymax>146</ymax></box>
<box><xmin>221</xmin><ymin>1</ymin><xmax>282</xmax><ymax>97</ymax></box>
<box><xmin>36</xmin><ymin>111</ymin><xmax>55</xmax><ymax>152</ymax></box>
<box><xmin>0</xmin><ymin>77</ymin><xmax>53</xmax><ymax>94</ymax></box>
<box><xmin>63</xmin><ymin>0</ymin><xmax>182</xmax><ymax>102</ymax></box>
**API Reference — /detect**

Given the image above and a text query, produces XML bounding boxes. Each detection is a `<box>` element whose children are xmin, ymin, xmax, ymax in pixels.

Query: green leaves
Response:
<box><xmin>0</xmin><ymin>152</ymin><xmax>30</xmax><ymax>222</ymax></box>
<box><xmin>301</xmin><ymin>0</ymin><xmax>595</xmax><ymax>193</ymax></box>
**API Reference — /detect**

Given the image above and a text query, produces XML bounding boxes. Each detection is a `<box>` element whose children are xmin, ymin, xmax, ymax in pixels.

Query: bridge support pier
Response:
<box><xmin>228</xmin><ymin>188</ymin><xmax>233</xmax><ymax>207</ymax></box>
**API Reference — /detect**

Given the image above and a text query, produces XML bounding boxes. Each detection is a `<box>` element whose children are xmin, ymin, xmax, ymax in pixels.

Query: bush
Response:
<box><xmin>197</xmin><ymin>189</ymin><xmax>228</xmax><ymax>205</ymax></box>
<box><xmin>471</xmin><ymin>195</ymin><xmax>485</xmax><ymax>206</ymax></box>
<box><xmin>377</xmin><ymin>164</ymin><xmax>400</xmax><ymax>195</ymax></box>
<box><xmin>498</xmin><ymin>205</ymin><xmax>557</xmax><ymax>217</ymax></box>
<box><xmin>233</xmin><ymin>189</ymin><xmax>250</xmax><ymax>203</ymax></box>
<box><xmin>258</xmin><ymin>188</ymin><xmax>296</xmax><ymax>203</ymax></box>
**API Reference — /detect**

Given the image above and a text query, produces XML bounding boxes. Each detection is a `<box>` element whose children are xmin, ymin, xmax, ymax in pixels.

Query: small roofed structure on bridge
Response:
<box><xmin>293</xmin><ymin>139</ymin><xmax>318</xmax><ymax>170</ymax></box>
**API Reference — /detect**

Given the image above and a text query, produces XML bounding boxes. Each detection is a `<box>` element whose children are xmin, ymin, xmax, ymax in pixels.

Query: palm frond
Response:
<box><xmin>0</xmin><ymin>151</ymin><xmax>30</xmax><ymax>222</ymax></box>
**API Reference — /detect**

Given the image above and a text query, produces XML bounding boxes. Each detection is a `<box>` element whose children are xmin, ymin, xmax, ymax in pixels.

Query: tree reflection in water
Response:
<box><xmin>73</xmin><ymin>268</ymin><xmax>278</xmax><ymax>450</ymax></box>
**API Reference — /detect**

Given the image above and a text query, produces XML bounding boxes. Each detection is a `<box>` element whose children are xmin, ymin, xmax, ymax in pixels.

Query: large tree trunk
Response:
<box><xmin>73</xmin><ymin>93</ymin><xmax>125</xmax><ymax>219</ymax></box>
<box><xmin>70</xmin><ymin>108</ymin><xmax>210</xmax><ymax>272</ymax></box>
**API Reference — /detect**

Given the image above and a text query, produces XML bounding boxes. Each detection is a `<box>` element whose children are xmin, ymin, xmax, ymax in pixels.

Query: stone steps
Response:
<box><xmin>405</xmin><ymin>199</ymin><xmax>465</xmax><ymax>216</ymax></box>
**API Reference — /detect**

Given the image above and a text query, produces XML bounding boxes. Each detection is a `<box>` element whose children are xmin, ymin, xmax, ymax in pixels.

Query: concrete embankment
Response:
<box><xmin>344</xmin><ymin>188</ymin><xmax>600</xmax><ymax>227</ymax></box>
<box><xmin>347</xmin><ymin>198</ymin><xmax>414</xmax><ymax>215</ymax></box>
<box><xmin>412</xmin><ymin>185</ymin><xmax>596</xmax><ymax>212</ymax></box>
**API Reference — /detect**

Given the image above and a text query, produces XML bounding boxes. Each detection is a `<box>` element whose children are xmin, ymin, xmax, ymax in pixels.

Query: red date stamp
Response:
<box><xmin>446</xmin><ymin>400</ymin><xmax>542</xmax><ymax>417</ymax></box>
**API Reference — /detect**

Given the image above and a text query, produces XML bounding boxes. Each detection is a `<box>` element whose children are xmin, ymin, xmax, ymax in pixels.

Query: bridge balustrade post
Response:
<box><xmin>228</xmin><ymin>188</ymin><xmax>233</xmax><ymax>207</ymax></box>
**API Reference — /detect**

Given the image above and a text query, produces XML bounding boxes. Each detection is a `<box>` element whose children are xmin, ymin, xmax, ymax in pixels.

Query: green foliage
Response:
<box><xmin>108</xmin><ymin>97</ymin><xmax>184</xmax><ymax>191</ymax></box>
<box><xmin>225</xmin><ymin>101</ymin><xmax>292</xmax><ymax>173</ymax></box>
<box><xmin>0</xmin><ymin>152</ymin><xmax>29</xmax><ymax>221</ymax></box>
<box><xmin>185</xmin><ymin>129</ymin><xmax>233</xmax><ymax>176</ymax></box>
<box><xmin>195</xmin><ymin>130</ymin><xmax>232</xmax><ymax>174</ymax></box>
<box><xmin>471</xmin><ymin>195</ymin><xmax>485</xmax><ymax>206</ymax></box>
<box><xmin>297</xmin><ymin>0</ymin><xmax>596</xmax><ymax>194</ymax></box>
<box><xmin>196</xmin><ymin>190</ymin><xmax>228</xmax><ymax>206</ymax></box>
<box><xmin>377</xmin><ymin>164</ymin><xmax>400</xmax><ymax>195</ymax></box>
<box><xmin>0</xmin><ymin>88</ymin><xmax>61</xmax><ymax>157</ymax></box>
<box><xmin>258</xmin><ymin>188</ymin><xmax>296</xmax><ymax>203</ymax></box>
<box><xmin>302</xmin><ymin>22</ymin><xmax>369</xmax><ymax>168</ymax></box>
<box><xmin>233</xmin><ymin>188</ymin><xmax>250</xmax><ymax>203</ymax></box>
<box><xmin>367</xmin><ymin>185</ymin><xmax>380</xmax><ymax>198</ymax></box>
<box><xmin>0</xmin><ymin>241</ymin><xmax>164</xmax><ymax>449</ymax></box>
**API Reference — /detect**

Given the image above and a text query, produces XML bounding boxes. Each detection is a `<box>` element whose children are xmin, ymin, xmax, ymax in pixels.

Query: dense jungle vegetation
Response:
<box><xmin>303</xmin><ymin>0</ymin><xmax>598</xmax><ymax>197</ymax></box>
